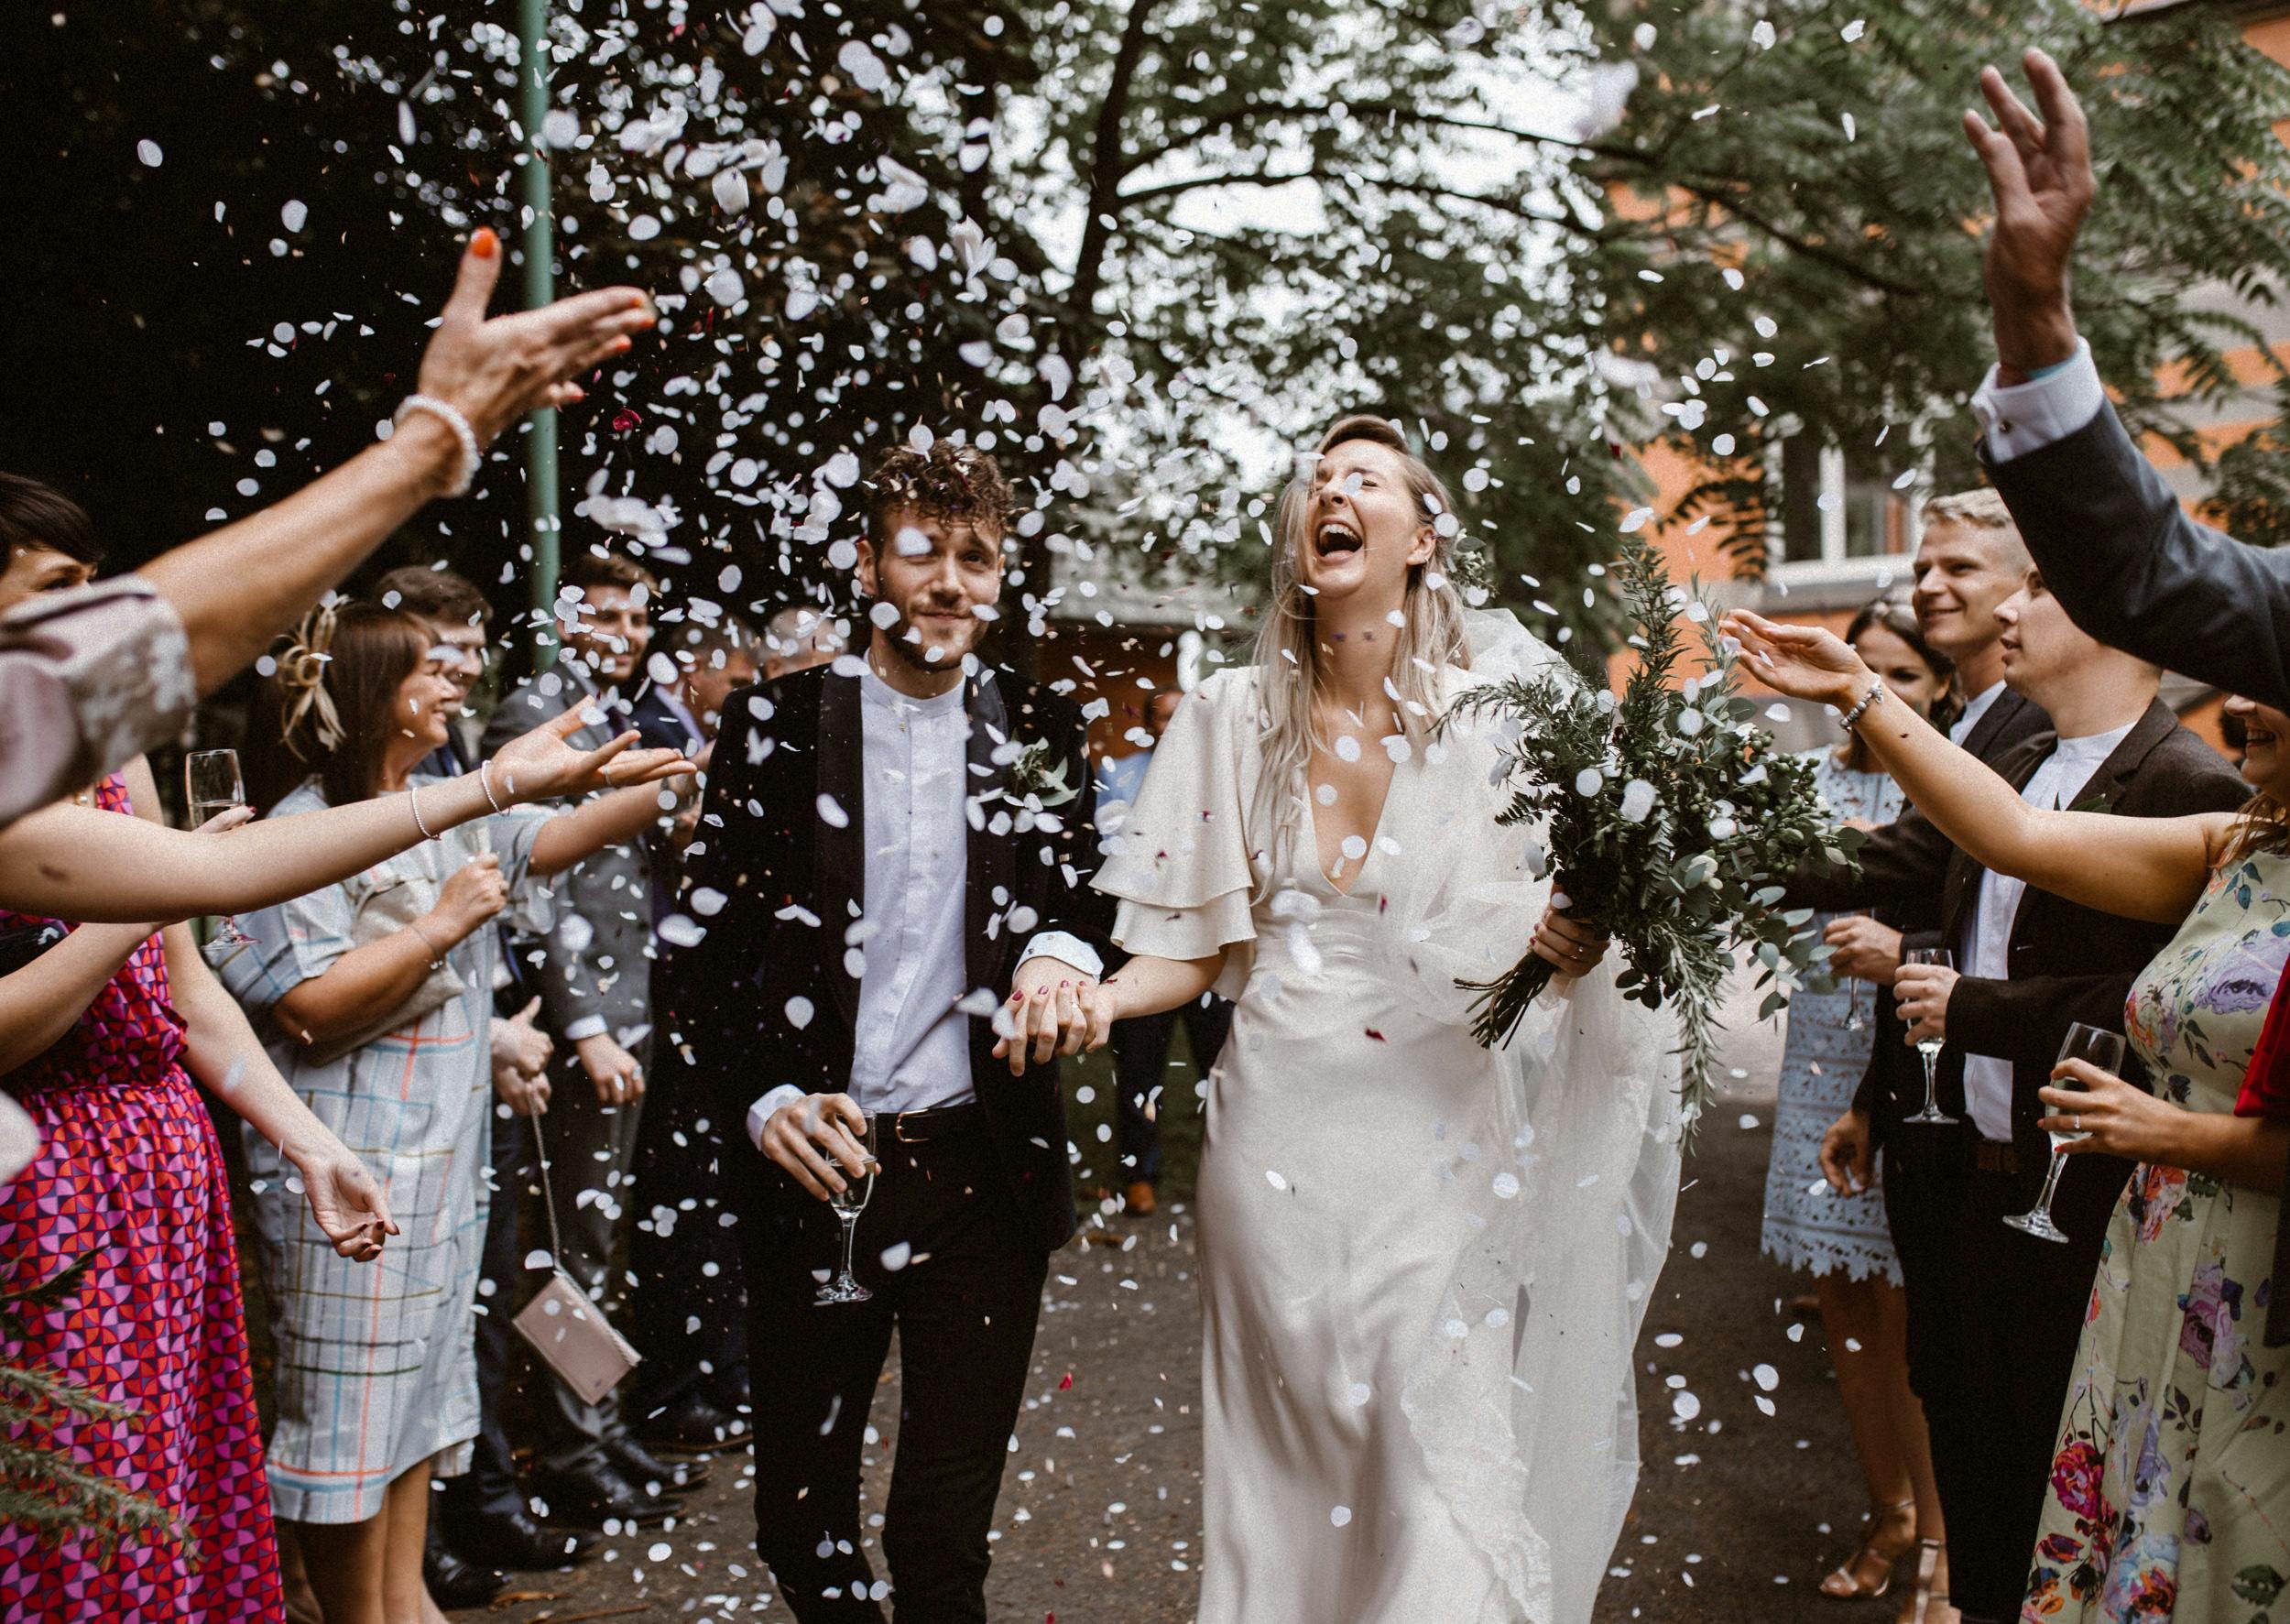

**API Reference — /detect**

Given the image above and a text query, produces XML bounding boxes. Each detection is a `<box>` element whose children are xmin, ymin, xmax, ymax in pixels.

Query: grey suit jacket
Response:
<box><xmin>481</xmin><ymin>670</ymin><xmax>657</xmax><ymax>1052</ymax></box>
<box><xmin>1984</xmin><ymin>401</ymin><xmax>2290</xmax><ymax>712</ymax></box>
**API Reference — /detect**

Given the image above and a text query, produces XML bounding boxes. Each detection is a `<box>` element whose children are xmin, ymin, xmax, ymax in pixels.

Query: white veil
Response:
<box><xmin>1390</xmin><ymin>609</ymin><xmax>1685</xmax><ymax>1623</ymax></box>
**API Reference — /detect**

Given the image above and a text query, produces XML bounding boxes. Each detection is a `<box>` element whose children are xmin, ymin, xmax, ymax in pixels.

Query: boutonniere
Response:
<box><xmin>1007</xmin><ymin>739</ymin><xmax>1080</xmax><ymax>807</ymax></box>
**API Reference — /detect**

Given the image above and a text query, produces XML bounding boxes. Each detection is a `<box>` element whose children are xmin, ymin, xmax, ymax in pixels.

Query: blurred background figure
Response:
<box><xmin>760</xmin><ymin>604</ymin><xmax>847</xmax><ymax>681</ymax></box>
<box><xmin>1757</xmin><ymin>598</ymin><xmax>1955</xmax><ymax>1615</ymax></box>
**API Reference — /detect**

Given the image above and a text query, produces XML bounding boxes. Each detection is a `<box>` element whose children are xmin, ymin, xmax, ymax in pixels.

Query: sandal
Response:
<box><xmin>1819</xmin><ymin>1497</ymin><xmax>1917</xmax><ymax>1599</ymax></box>
<box><xmin>1899</xmin><ymin>1539</ymin><xmax>1956</xmax><ymax>1624</ymax></box>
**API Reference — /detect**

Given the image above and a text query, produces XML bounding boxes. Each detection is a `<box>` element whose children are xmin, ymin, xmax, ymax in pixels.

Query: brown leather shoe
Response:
<box><xmin>1124</xmin><ymin>1180</ymin><xmax>1158</xmax><ymax>1215</ymax></box>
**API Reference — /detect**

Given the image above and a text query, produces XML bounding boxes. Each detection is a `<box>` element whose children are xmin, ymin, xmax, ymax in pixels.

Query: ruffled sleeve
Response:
<box><xmin>1093</xmin><ymin>668</ymin><xmax>1260</xmax><ymax>991</ymax></box>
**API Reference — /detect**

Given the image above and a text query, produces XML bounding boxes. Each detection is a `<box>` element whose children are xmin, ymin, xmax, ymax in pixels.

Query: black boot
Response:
<box><xmin>423</xmin><ymin>1522</ymin><xmax>507</xmax><ymax>1609</ymax></box>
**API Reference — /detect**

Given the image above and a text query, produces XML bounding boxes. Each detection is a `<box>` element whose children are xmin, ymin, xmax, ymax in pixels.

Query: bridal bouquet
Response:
<box><xmin>1445</xmin><ymin>536</ymin><xmax>1859</xmax><ymax>1127</ymax></box>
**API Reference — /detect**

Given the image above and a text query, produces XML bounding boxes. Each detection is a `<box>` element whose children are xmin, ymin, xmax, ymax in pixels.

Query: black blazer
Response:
<box><xmin>1785</xmin><ymin>689</ymin><xmax>2052</xmax><ymax>1144</ymax></box>
<box><xmin>1985</xmin><ymin>401</ymin><xmax>2290</xmax><ymax>714</ymax></box>
<box><xmin>1904</xmin><ymin>702</ymin><xmax>2251</xmax><ymax>1228</ymax></box>
<box><xmin>673</xmin><ymin>662</ymin><xmax>1113</xmax><ymax>1254</ymax></box>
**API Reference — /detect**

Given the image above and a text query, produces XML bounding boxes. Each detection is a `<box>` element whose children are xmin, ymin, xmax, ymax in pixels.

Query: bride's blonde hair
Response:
<box><xmin>1249</xmin><ymin>414</ymin><xmax>1474</xmax><ymax>846</ymax></box>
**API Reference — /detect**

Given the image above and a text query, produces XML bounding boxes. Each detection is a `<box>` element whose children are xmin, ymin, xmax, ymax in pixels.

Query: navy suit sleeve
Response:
<box><xmin>1986</xmin><ymin>402</ymin><xmax>2290</xmax><ymax>710</ymax></box>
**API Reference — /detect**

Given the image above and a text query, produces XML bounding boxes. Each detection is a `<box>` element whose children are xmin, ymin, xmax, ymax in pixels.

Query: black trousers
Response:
<box><xmin>624</xmin><ymin>1038</ymin><xmax>748</xmax><ymax>1416</ymax></box>
<box><xmin>1108</xmin><ymin>997</ymin><xmax>1231</xmax><ymax>1184</ymax></box>
<box><xmin>744</xmin><ymin>1124</ymin><xmax>1046</xmax><ymax>1623</ymax></box>
<box><xmin>1885</xmin><ymin>1126</ymin><xmax>2128</xmax><ymax>1624</ymax></box>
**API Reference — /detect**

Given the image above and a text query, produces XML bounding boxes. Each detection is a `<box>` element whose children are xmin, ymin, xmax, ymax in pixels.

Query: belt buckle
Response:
<box><xmin>893</xmin><ymin>1110</ymin><xmax>923</xmax><ymax>1144</ymax></box>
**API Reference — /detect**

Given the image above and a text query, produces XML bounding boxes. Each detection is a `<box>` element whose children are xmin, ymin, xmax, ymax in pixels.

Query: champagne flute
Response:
<box><xmin>1901</xmin><ymin>946</ymin><xmax>1958</xmax><ymax>1125</ymax></box>
<box><xmin>2003</xmin><ymin>1022</ymin><xmax>2126</xmax><ymax>1244</ymax></box>
<box><xmin>815</xmin><ymin>1113</ymin><xmax>880</xmax><ymax>1306</ymax></box>
<box><xmin>184</xmin><ymin>749</ymin><xmax>254</xmax><ymax>945</ymax></box>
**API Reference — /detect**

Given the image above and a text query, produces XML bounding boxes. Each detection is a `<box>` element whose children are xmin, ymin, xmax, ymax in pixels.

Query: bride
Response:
<box><xmin>1003</xmin><ymin>415</ymin><xmax>1685</xmax><ymax>1622</ymax></box>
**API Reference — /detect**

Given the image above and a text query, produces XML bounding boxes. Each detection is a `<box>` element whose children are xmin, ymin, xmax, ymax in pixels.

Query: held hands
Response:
<box><xmin>429</xmin><ymin>853</ymin><xmax>508</xmax><ymax>942</ymax></box>
<box><xmin>760</xmin><ymin>1092</ymin><xmax>874</xmax><ymax>1202</ymax></box>
<box><xmin>2038</xmin><ymin>1061</ymin><xmax>2176</xmax><ymax>1162</ymax></box>
<box><xmin>1718</xmin><ymin>612</ymin><xmax>1871</xmax><ymax>710</ymax></box>
<box><xmin>1819</xmin><ymin>1107</ymin><xmax>1875</xmax><ymax>1197</ymax></box>
<box><xmin>1823</xmin><ymin>916</ymin><xmax>1903</xmax><ymax>984</ymax></box>
<box><xmin>488</xmin><ymin>997</ymin><xmax>553</xmax><ymax>1117</ymax></box>
<box><xmin>415</xmin><ymin>230</ymin><xmax>657</xmax><ymax>448</ymax></box>
<box><xmin>992</xmin><ymin>957</ymin><xmax>1112</xmax><ymax>1076</ymax></box>
<box><xmin>288</xmin><ymin>1142</ymin><xmax>398</xmax><ymax>1261</ymax></box>
<box><xmin>488</xmin><ymin>703</ymin><xmax>691</xmax><ymax>807</ymax></box>
<box><xmin>573</xmin><ymin>1031</ymin><xmax>645</xmax><ymax>1106</ymax></box>
<box><xmin>1963</xmin><ymin>49</ymin><xmax>2092</xmax><ymax>377</ymax></box>
<box><xmin>1893</xmin><ymin>963</ymin><xmax>1960</xmax><ymax>1046</ymax></box>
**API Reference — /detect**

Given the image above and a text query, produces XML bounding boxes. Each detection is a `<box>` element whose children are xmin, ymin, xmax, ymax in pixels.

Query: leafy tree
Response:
<box><xmin>1006</xmin><ymin>0</ymin><xmax>2290</xmax><ymax>632</ymax></box>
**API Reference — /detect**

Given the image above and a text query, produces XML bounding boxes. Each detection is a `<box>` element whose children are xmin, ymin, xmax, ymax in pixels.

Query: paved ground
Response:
<box><xmin>447</xmin><ymin>988</ymin><xmax>1914</xmax><ymax>1623</ymax></box>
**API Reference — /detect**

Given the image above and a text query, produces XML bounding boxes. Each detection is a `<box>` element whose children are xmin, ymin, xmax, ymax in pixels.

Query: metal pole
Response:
<box><xmin>519</xmin><ymin>0</ymin><xmax>560</xmax><ymax>669</ymax></box>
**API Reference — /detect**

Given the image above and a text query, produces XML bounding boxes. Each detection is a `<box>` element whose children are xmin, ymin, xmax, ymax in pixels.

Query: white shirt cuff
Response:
<box><xmin>747</xmin><ymin>1084</ymin><xmax>808</xmax><ymax>1151</ymax></box>
<box><xmin>1970</xmin><ymin>340</ymin><xmax>2106</xmax><ymax>463</ymax></box>
<box><xmin>561</xmin><ymin>1015</ymin><xmax>609</xmax><ymax>1042</ymax></box>
<box><xmin>1018</xmin><ymin>932</ymin><xmax>1105</xmax><ymax>981</ymax></box>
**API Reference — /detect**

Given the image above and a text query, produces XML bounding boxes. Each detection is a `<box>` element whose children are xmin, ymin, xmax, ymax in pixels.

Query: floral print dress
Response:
<box><xmin>2023</xmin><ymin>851</ymin><xmax>2290</xmax><ymax>1622</ymax></box>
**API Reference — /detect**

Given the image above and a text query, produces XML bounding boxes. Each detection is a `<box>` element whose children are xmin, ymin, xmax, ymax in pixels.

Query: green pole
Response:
<box><xmin>519</xmin><ymin>0</ymin><xmax>560</xmax><ymax>670</ymax></box>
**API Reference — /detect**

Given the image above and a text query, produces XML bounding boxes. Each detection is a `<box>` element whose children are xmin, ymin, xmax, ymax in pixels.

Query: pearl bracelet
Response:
<box><xmin>391</xmin><ymin>395</ymin><xmax>481</xmax><ymax>497</ymax></box>
<box><xmin>1839</xmin><ymin>678</ymin><xmax>1888</xmax><ymax>733</ymax></box>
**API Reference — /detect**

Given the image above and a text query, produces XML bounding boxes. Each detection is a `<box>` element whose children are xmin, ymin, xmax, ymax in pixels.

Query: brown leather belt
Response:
<box><xmin>1972</xmin><ymin>1139</ymin><xmax>2020</xmax><ymax>1174</ymax></box>
<box><xmin>880</xmin><ymin>1100</ymin><xmax>982</xmax><ymax>1144</ymax></box>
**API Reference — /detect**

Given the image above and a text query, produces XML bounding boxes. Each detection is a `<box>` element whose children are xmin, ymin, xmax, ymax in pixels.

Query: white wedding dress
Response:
<box><xmin>1096</xmin><ymin>616</ymin><xmax>1683</xmax><ymax>1624</ymax></box>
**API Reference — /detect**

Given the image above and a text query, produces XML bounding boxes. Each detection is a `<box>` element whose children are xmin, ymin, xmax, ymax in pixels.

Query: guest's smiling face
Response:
<box><xmin>1994</xmin><ymin>570</ymin><xmax>2102</xmax><ymax>701</ymax></box>
<box><xmin>562</xmin><ymin>584</ymin><xmax>651</xmax><ymax>686</ymax></box>
<box><xmin>1295</xmin><ymin>440</ymin><xmax>1434</xmax><ymax>611</ymax></box>
<box><xmin>2228</xmin><ymin>695</ymin><xmax>2290</xmax><ymax>801</ymax></box>
<box><xmin>1912</xmin><ymin>522</ymin><xmax>2023</xmax><ymax>662</ymax></box>
<box><xmin>390</xmin><ymin>662</ymin><xmax>456</xmax><ymax>755</ymax></box>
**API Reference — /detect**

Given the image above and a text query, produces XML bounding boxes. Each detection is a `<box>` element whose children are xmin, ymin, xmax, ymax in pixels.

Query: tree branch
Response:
<box><xmin>1119</xmin><ymin>94</ymin><xmax>1635</xmax><ymax>181</ymax></box>
<box><xmin>1068</xmin><ymin>0</ymin><xmax>1166</xmax><ymax>338</ymax></box>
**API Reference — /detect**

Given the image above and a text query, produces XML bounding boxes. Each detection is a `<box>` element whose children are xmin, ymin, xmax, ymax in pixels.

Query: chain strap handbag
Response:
<box><xmin>511</xmin><ymin>1106</ymin><xmax>641</xmax><ymax>1406</ymax></box>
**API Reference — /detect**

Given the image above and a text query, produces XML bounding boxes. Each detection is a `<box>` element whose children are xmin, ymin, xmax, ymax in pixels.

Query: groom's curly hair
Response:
<box><xmin>865</xmin><ymin>440</ymin><xmax>1013</xmax><ymax>545</ymax></box>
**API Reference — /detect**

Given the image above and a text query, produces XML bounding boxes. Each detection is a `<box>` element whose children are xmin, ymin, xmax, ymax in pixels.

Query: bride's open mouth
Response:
<box><xmin>1315</xmin><ymin>520</ymin><xmax>1363</xmax><ymax>559</ymax></box>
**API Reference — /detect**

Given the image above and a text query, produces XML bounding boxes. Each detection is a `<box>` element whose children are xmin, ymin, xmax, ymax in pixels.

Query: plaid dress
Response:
<box><xmin>0</xmin><ymin>773</ymin><xmax>285</xmax><ymax>1622</ymax></box>
<box><xmin>216</xmin><ymin>779</ymin><xmax>543</xmax><ymax>1524</ymax></box>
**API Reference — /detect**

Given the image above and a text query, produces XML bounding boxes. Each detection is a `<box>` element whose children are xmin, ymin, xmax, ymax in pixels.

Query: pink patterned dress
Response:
<box><xmin>0</xmin><ymin>774</ymin><xmax>284</xmax><ymax>1622</ymax></box>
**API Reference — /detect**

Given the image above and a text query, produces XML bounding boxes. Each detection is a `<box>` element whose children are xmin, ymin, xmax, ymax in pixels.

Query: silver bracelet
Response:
<box><xmin>479</xmin><ymin>758</ymin><xmax>507</xmax><ymax>814</ymax></box>
<box><xmin>408</xmin><ymin>918</ymin><xmax>449</xmax><ymax>969</ymax></box>
<box><xmin>391</xmin><ymin>395</ymin><xmax>481</xmax><ymax>497</ymax></box>
<box><xmin>409</xmin><ymin>781</ymin><xmax>438</xmax><ymax>841</ymax></box>
<box><xmin>1839</xmin><ymin>678</ymin><xmax>1888</xmax><ymax>733</ymax></box>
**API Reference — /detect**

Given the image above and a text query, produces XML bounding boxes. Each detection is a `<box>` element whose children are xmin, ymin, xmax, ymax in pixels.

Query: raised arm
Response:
<box><xmin>527</xmin><ymin>777</ymin><xmax>693</xmax><ymax>879</ymax></box>
<box><xmin>0</xmin><ymin>705</ymin><xmax>685</xmax><ymax>921</ymax></box>
<box><xmin>138</xmin><ymin>234</ymin><xmax>655</xmax><ymax>695</ymax></box>
<box><xmin>1965</xmin><ymin>49</ymin><xmax>2290</xmax><ymax>709</ymax></box>
<box><xmin>1723</xmin><ymin>611</ymin><xmax>2225</xmax><ymax>927</ymax></box>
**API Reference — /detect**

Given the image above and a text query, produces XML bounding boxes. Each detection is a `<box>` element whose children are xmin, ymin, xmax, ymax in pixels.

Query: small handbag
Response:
<box><xmin>511</xmin><ymin>1107</ymin><xmax>641</xmax><ymax>1405</ymax></box>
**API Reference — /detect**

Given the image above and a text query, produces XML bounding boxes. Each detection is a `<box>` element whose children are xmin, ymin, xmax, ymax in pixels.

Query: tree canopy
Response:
<box><xmin>6</xmin><ymin>0</ymin><xmax>2285</xmax><ymax>658</ymax></box>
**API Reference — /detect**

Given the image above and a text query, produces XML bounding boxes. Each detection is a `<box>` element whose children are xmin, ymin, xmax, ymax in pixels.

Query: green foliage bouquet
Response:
<box><xmin>1445</xmin><ymin>537</ymin><xmax>1859</xmax><ymax>1127</ymax></box>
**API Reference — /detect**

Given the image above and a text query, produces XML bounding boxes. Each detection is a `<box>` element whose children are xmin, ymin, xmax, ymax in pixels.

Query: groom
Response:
<box><xmin>677</xmin><ymin>438</ymin><xmax>1112</xmax><ymax>1621</ymax></box>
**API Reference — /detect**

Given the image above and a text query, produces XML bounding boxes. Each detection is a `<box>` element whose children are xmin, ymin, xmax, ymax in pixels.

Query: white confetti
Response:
<box><xmin>1330</xmin><ymin>1505</ymin><xmax>1353</xmax><ymax>1528</ymax></box>
<box><xmin>1265</xmin><ymin>1169</ymin><xmax>1289</xmax><ymax>1192</ymax></box>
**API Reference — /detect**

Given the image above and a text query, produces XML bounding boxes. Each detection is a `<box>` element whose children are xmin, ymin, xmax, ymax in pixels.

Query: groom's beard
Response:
<box><xmin>876</xmin><ymin>599</ymin><xmax>982</xmax><ymax>672</ymax></box>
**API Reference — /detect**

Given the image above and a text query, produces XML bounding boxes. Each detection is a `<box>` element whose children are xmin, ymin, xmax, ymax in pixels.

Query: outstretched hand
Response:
<box><xmin>1719</xmin><ymin>612</ymin><xmax>1871</xmax><ymax>710</ymax></box>
<box><xmin>1963</xmin><ymin>49</ymin><xmax>2093</xmax><ymax>377</ymax></box>
<box><xmin>488</xmin><ymin>703</ymin><xmax>692</xmax><ymax>806</ymax></box>
<box><xmin>416</xmin><ymin>229</ymin><xmax>657</xmax><ymax>446</ymax></box>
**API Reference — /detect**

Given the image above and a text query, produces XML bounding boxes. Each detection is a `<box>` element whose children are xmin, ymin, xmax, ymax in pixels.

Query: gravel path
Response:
<box><xmin>452</xmin><ymin>992</ymin><xmax>1921</xmax><ymax>1623</ymax></box>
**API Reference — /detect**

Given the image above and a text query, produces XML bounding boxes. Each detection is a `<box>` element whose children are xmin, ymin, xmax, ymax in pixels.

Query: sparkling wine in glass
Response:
<box><xmin>816</xmin><ymin>1113</ymin><xmax>879</xmax><ymax>1306</ymax></box>
<box><xmin>2004</xmin><ymin>1022</ymin><xmax>2126</xmax><ymax>1245</ymax></box>
<box><xmin>184</xmin><ymin>750</ymin><xmax>254</xmax><ymax>944</ymax></box>
<box><xmin>1902</xmin><ymin>946</ymin><xmax>1958</xmax><ymax>1125</ymax></box>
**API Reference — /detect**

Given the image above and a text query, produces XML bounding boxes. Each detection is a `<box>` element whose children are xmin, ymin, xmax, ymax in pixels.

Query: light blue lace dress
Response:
<box><xmin>1760</xmin><ymin>748</ymin><xmax>1905</xmax><ymax>1284</ymax></box>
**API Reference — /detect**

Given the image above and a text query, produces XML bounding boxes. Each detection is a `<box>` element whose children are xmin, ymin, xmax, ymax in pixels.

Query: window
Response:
<box><xmin>1768</xmin><ymin>434</ymin><xmax>1921</xmax><ymax>574</ymax></box>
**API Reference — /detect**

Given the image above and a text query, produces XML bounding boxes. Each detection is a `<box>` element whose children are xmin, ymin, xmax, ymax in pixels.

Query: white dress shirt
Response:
<box><xmin>747</xmin><ymin>668</ymin><xmax>1102</xmax><ymax>1148</ymax></box>
<box><xmin>1957</xmin><ymin>718</ymin><xmax>2137</xmax><ymax>1141</ymax></box>
<box><xmin>1949</xmin><ymin>681</ymin><xmax>2008</xmax><ymax>748</ymax></box>
<box><xmin>1969</xmin><ymin>340</ymin><xmax>2107</xmax><ymax>464</ymax></box>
